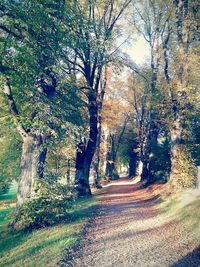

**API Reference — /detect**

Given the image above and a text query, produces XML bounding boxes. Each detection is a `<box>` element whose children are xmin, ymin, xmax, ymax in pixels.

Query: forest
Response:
<box><xmin>0</xmin><ymin>0</ymin><xmax>200</xmax><ymax>266</ymax></box>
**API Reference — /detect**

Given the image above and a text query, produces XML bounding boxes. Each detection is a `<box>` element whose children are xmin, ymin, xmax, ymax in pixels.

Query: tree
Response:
<box><xmin>101</xmin><ymin>70</ymin><xmax>131</xmax><ymax>179</ymax></box>
<box><xmin>62</xmin><ymin>0</ymin><xmax>132</xmax><ymax>196</ymax></box>
<box><xmin>117</xmin><ymin>126</ymin><xmax>138</xmax><ymax>178</ymax></box>
<box><xmin>0</xmin><ymin>0</ymin><xmax>81</xmax><ymax>206</ymax></box>
<box><xmin>150</xmin><ymin>0</ymin><xmax>199</xmax><ymax>186</ymax></box>
<box><xmin>91</xmin><ymin>68</ymin><xmax>108</xmax><ymax>188</ymax></box>
<box><xmin>129</xmin><ymin>0</ymin><xmax>199</xmax><ymax>186</ymax></box>
<box><xmin>168</xmin><ymin>0</ymin><xmax>199</xmax><ymax>184</ymax></box>
<box><xmin>130</xmin><ymin>0</ymin><xmax>171</xmax><ymax>183</ymax></box>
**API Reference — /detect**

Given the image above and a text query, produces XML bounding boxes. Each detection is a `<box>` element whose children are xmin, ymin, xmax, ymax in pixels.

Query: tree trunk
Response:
<box><xmin>129</xmin><ymin>151</ymin><xmax>138</xmax><ymax>178</ymax></box>
<box><xmin>75</xmin><ymin>95</ymin><xmax>98</xmax><ymax>196</ymax></box>
<box><xmin>105</xmin><ymin>145</ymin><xmax>113</xmax><ymax>179</ymax></box>
<box><xmin>92</xmin><ymin>111</ymin><xmax>102</xmax><ymax>188</ymax></box>
<box><xmin>140</xmin><ymin>32</ymin><xmax>159</xmax><ymax>183</ymax></box>
<box><xmin>141</xmin><ymin>159</ymin><xmax>149</xmax><ymax>181</ymax></box>
<box><xmin>74</xmin><ymin>167</ymin><xmax>91</xmax><ymax>196</ymax></box>
<box><xmin>92</xmin><ymin>152</ymin><xmax>102</xmax><ymax>188</ymax></box>
<box><xmin>169</xmin><ymin>0</ymin><xmax>190</xmax><ymax>183</ymax></box>
<box><xmin>170</xmin><ymin>116</ymin><xmax>183</xmax><ymax>180</ymax></box>
<box><xmin>66</xmin><ymin>159</ymin><xmax>70</xmax><ymax>185</ymax></box>
<box><xmin>75</xmin><ymin>150</ymin><xmax>92</xmax><ymax>196</ymax></box>
<box><xmin>91</xmin><ymin>158</ymin><xmax>99</xmax><ymax>187</ymax></box>
<box><xmin>141</xmin><ymin>121</ymin><xmax>159</xmax><ymax>183</ymax></box>
<box><xmin>17</xmin><ymin>134</ymin><xmax>47</xmax><ymax>207</ymax></box>
<box><xmin>105</xmin><ymin>162</ymin><xmax>115</xmax><ymax>179</ymax></box>
<box><xmin>105</xmin><ymin>133</ymin><xmax>116</xmax><ymax>179</ymax></box>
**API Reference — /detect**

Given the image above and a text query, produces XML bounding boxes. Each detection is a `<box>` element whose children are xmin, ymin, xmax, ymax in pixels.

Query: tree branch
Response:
<box><xmin>0</xmin><ymin>24</ymin><xmax>23</xmax><ymax>40</ymax></box>
<box><xmin>3</xmin><ymin>77</ymin><xmax>28</xmax><ymax>139</ymax></box>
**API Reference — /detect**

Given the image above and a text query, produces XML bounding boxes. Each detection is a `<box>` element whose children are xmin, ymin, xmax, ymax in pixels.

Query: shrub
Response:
<box><xmin>0</xmin><ymin>182</ymin><xmax>10</xmax><ymax>195</ymax></box>
<box><xmin>176</xmin><ymin>148</ymin><xmax>197</xmax><ymax>188</ymax></box>
<box><xmin>9</xmin><ymin>178</ymin><xmax>73</xmax><ymax>231</ymax></box>
<box><xmin>112</xmin><ymin>171</ymin><xmax>120</xmax><ymax>180</ymax></box>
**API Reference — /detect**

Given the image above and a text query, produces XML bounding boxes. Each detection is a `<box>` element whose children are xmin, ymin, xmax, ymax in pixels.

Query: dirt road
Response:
<box><xmin>64</xmin><ymin>178</ymin><xmax>200</xmax><ymax>267</ymax></box>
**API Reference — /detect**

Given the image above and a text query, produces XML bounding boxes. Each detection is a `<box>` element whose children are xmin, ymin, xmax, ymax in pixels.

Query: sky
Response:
<box><xmin>122</xmin><ymin>35</ymin><xmax>150</xmax><ymax>65</ymax></box>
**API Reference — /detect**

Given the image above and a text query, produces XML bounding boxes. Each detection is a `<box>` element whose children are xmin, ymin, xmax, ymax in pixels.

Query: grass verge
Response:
<box><xmin>158</xmin><ymin>187</ymin><xmax>200</xmax><ymax>242</ymax></box>
<box><xmin>0</xmin><ymin>196</ymin><xmax>97</xmax><ymax>267</ymax></box>
<box><xmin>0</xmin><ymin>181</ymin><xmax>18</xmax><ymax>202</ymax></box>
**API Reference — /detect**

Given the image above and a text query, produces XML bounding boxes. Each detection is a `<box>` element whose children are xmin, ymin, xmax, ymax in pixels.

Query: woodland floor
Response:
<box><xmin>63</xmin><ymin>177</ymin><xmax>200</xmax><ymax>267</ymax></box>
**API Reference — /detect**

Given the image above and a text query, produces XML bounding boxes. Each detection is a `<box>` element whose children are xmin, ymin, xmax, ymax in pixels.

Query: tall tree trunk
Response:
<box><xmin>129</xmin><ymin>150</ymin><xmax>138</xmax><ymax>178</ymax></box>
<box><xmin>105</xmin><ymin>116</ymin><xmax>129</xmax><ymax>179</ymax></box>
<box><xmin>91</xmin><ymin>157</ymin><xmax>99</xmax><ymax>187</ymax></box>
<box><xmin>75</xmin><ymin>95</ymin><xmax>98</xmax><ymax>196</ymax></box>
<box><xmin>74</xmin><ymin>138</ymin><xmax>87</xmax><ymax>196</ymax></box>
<box><xmin>66</xmin><ymin>159</ymin><xmax>70</xmax><ymax>185</ymax></box>
<box><xmin>141</xmin><ymin>120</ymin><xmax>159</xmax><ymax>183</ymax></box>
<box><xmin>141</xmin><ymin>24</ymin><xmax>160</xmax><ymax>183</ymax></box>
<box><xmin>92</xmin><ymin>148</ymin><xmax>102</xmax><ymax>188</ymax></box>
<box><xmin>92</xmin><ymin>110</ymin><xmax>103</xmax><ymax>188</ymax></box>
<box><xmin>105</xmin><ymin>143</ymin><xmax>113</xmax><ymax>179</ymax></box>
<box><xmin>75</xmin><ymin>165</ymin><xmax>92</xmax><ymax>196</ymax></box>
<box><xmin>105</xmin><ymin>133</ymin><xmax>116</xmax><ymax>179</ymax></box>
<box><xmin>92</xmin><ymin>70</ymin><xmax>107</xmax><ymax>188</ymax></box>
<box><xmin>17</xmin><ymin>134</ymin><xmax>47</xmax><ymax>207</ymax></box>
<box><xmin>148</xmin><ymin>130</ymin><xmax>159</xmax><ymax>183</ymax></box>
<box><xmin>170</xmin><ymin>0</ymin><xmax>190</xmax><ymax>183</ymax></box>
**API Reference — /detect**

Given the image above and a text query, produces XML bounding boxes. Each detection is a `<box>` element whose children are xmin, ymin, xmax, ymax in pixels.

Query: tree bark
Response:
<box><xmin>170</xmin><ymin>114</ymin><xmax>183</xmax><ymax>180</ymax></box>
<box><xmin>92</xmin><ymin>93</ymin><xmax>104</xmax><ymax>188</ymax></box>
<box><xmin>92</xmin><ymin>146</ymin><xmax>102</xmax><ymax>188</ymax></box>
<box><xmin>105</xmin><ymin>143</ymin><xmax>114</xmax><ymax>179</ymax></box>
<box><xmin>17</xmin><ymin>134</ymin><xmax>47</xmax><ymax>207</ymax></box>
<box><xmin>141</xmin><ymin>120</ymin><xmax>159</xmax><ymax>183</ymax></box>
<box><xmin>140</xmin><ymin>40</ymin><xmax>159</xmax><ymax>183</ymax></box>
<box><xmin>66</xmin><ymin>159</ymin><xmax>70</xmax><ymax>185</ymax></box>
<box><xmin>129</xmin><ymin>150</ymin><xmax>138</xmax><ymax>178</ymax></box>
<box><xmin>74</xmin><ymin>96</ymin><xmax>99</xmax><ymax>197</ymax></box>
<box><xmin>169</xmin><ymin>0</ymin><xmax>190</xmax><ymax>183</ymax></box>
<box><xmin>105</xmin><ymin>133</ymin><xmax>116</xmax><ymax>179</ymax></box>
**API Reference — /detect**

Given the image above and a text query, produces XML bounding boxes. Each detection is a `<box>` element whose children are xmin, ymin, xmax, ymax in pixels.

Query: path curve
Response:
<box><xmin>65</xmin><ymin>178</ymin><xmax>200</xmax><ymax>267</ymax></box>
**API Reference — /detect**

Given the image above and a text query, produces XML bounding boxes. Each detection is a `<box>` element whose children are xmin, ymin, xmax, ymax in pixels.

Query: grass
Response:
<box><xmin>158</xmin><ymin>187</ymin><xmax>200</xmax><ymax>241</ymax></box>
<box><xmin>0</xmin><ymin>185</ymin><xmax>97</xmax><ymax>267</ymax></box>
<box><xmin>0</xmin><ymin>181</ymin><xmax>18</xmax><ymax>232</ymax></box>
<box><xmin>0</xmin><ymin>181</ymin><xmax>18</xmax><ymax>202</ymax></box>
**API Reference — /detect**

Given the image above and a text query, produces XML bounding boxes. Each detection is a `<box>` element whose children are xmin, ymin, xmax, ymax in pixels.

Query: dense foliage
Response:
<box><xmin>9</xmin><ymin>177</ymin><xmax>73</xmax><ymax>231</ymax></box>
<box><xmin>0</xmin><ymin>121</ymin><xmax>21</xmax><ymax>194</ymax></box>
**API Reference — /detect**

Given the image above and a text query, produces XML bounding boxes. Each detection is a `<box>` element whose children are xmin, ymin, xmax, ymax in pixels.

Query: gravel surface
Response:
<box><xmin>64</xmin><ymin>178</ymin><xmax>200</xmax><ymax>267</ymax></box>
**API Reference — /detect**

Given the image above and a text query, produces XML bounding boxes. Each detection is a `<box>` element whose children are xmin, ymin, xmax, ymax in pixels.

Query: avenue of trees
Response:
<box><xmin>0</xmin><ymin>0</ymin><xmax>199</xmax><ymax>229</ymax></box>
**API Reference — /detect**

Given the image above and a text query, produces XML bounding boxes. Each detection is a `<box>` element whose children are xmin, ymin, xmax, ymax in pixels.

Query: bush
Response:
<box><xmin>9</xmin><ymin>178</ymin><xmax>73</xmax><ymax>231</ymax></box>
<box><xmin>176</xmin><ymin>148</ymin><xmax>197</xmax><ymax>188</ymax></box>
<box><xmin>0</xmin><ymin>182</ymin><xmax>10</xmax><ymax>195</ymax></box>
<box><xmin>112</xmin><ymin>171</ymin><xmax>120</xmax><ymax>180</ymax></box>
